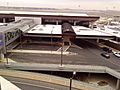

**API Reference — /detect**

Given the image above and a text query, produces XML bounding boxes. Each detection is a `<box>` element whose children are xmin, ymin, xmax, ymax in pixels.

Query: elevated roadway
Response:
<box><xmin>0</xmin><ymin>69</ymin><xmax>103</xmax><ymax>90</ymax></box>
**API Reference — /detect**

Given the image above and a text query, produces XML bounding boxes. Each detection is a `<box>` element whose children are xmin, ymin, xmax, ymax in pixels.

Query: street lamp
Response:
<box><xmin>60</xmin><ymin>37</ymin><xmax>63</xmax><ymax>67</ymax></box>
<box><xmin>20</xmin><ymin>30</ymin><xmax>23</xmax><ymax>49</ymax></box>
<box><xmin>4</xmin><ymin>35</ymin><xmax>8</xmax><ymax>65</ymax></box>
<box><xmin>51</xmin><ymin>26</ymin><xmax>54</xmax><ymax>53</ymax></box>
<box><xmin>70</xmin><ymin>71</ymin><xmax>76</xmax><ymax>90</ymax></box>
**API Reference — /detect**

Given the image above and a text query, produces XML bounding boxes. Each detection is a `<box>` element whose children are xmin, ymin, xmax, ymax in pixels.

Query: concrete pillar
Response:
<box><xmin>56</xmin><ymin>21</ymin><xmax>59</xmax><ymax>25</ymax></box>
<box><xmin>87</xmin><ymin>73</ymin><xmax>91</xmax><ymax>83</ymax></box>
<box><xmin>96</xmin><ymin>39</ymin><xmax>99</xmax><ymax>43</ymax></box>
<box><xmin>74</xmin><ymin>21</ymin><xmax>76</xmax><ymax>26</ymax></box>
<box><xmin>89</xmin><ymin>22</ymin><xmax>94</xmax><ymax>29</ymax></box>
<box><xmin>116</xmin><ymin>37</ymin><xmax>119</xmax><ymax>42</ymax></box>
<box><xmin>88</xmin><ymin>73</ymin><xmax>91</xmax><ymax>78</ymax></box>
<box><xmin>3</xmin><ymin>18</ymin><xmax>6</xmax><ymax>23</ymax></box>
<box><xmin>116</xmin><ymin>79</ymin><xmax>120</xmax><ymax>90</ymax></box>
<box><xmin>0</xmin><ymin>50</ymin><xmax>4</xmax><ymax>61</ymax></box>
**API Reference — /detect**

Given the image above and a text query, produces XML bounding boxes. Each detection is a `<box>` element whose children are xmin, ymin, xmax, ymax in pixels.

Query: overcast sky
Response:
<box><xmin>0</xmin><ymin>0</ymin><xmax>120</xmax><ymax>10</ymax></box>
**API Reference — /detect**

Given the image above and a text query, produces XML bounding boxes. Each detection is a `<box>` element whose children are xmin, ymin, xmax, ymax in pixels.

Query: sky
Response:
<box><xmin>0</xmin><ymin>0</ymin><xmax>120</xmax><ymax>10</ymax></box>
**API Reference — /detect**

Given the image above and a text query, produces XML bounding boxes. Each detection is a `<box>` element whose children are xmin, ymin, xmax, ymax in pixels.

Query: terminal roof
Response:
<box><xmin>27</xmin><ymin>24</ymin><xmax>114</xmax><ymax>37</ymax></box>
<box><xmin>73</xmin><ymin>26</ymin><xmax>113</xmax><ymax>36</ymax></box>
<box><xmin>27</xmin><ymin>25</ymin><xmax>62</xmax><ymax>34</ymax></box>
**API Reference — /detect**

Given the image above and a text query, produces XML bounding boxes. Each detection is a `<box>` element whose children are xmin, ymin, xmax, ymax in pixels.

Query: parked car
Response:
<box><xmin>102</xmin><ymin>47</ymin><xmax>112</xmax><ymax>53</ymax></box>
<box><xmin>113</xmin><ymin>51</ymin><xmax>120</xmax><ymax>58</ymax></box>
<box><xmin>101</xmin><ymin>53</ymin><xmax>110</xmax><ymax>59</ymax></box>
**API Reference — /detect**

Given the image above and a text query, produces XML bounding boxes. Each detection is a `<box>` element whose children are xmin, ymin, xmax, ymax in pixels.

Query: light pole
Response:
<box><xmin>70</xmin><ymin>71</ymin><xmax>76</xmax><ymax>90</ymax></box>
<box><xmin>4</xmin><ymin>34</ymin><xmax>8</xmax><ymax>65</ymax></box>
<box><xmin>60</xmin><ymin>37</ymin><xmax>63</xmax><ymax>66</ymax></box>
<box><xmin>20</xmin><ymin>30</ymin><xmax>23</xmax><ymax>49</ymax></box>
<box><xmin>51</xmin><ymin>27</ymin><xmax>54</xmax><ymax>53</ymax></box>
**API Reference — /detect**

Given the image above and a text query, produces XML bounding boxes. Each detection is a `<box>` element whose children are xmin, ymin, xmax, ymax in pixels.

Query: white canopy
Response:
<box><xmin>72</xmin><ymin>26</ymin><xmax>113</xmax><ymax>36</ymax></box>
<box><xmin>28</xmin><ymin>25</ymin><xmax>62</xmax><ymax>34</ymax></box>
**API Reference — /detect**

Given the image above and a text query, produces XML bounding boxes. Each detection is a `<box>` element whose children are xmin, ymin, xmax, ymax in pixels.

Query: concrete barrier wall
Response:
<box><xmin>105</xmin><ymin>67</ymin><xmax>120</xmax><ymax>79</ymax></box>
<box><xmin>6</xmin><ymin>63</ymin><xmax>120</xmax><ymax>79</ymax></box>
<box><xmin>0</xmin><ymin>76</ymin><xmax>21</xmax><ymax>90</ymax></box>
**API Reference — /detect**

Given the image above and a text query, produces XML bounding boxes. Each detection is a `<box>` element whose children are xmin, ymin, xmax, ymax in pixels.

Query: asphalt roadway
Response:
<box><xmin>3</xmin><ymin>76</ymin><xmax>79</xmax><ymax>90</ymax></box>
<box><xmin>8</xmin><ymin>39</ymin><xmax>120</xmax><ymax>70</ymax></box>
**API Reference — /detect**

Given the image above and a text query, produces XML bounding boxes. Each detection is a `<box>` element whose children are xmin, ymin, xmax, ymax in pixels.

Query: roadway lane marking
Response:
<box><xmin>11</xmin><ymin>80</ymin><xmax>59</xmax><ymax>90</ymax></box>
<box><xmin>3</xmin><ymin>58</ymin><xmax>16</xmax><ymax>63</ymax></box>
<box><xmin>57</xmin><ymin>45</ymin><xmax>70</xmax><ymax>52</ymax></box>
<box><xmin>7</xmin><ymin>49</ymin><xmax>70</xmax><ymax>55</ymax></box>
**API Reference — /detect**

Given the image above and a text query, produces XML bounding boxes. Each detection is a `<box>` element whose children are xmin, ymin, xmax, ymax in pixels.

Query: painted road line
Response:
<box><xmin>7</xmin><ymin>49</ymin><xmax>78</xmax><ymax>55</ymax></box>
<box><xmin>3</xmin><ymin>58</ymin><xmax>16</xmax><ymax>63</ymax></box>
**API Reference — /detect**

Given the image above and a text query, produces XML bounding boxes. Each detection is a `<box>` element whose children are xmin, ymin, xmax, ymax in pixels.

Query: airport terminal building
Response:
<box><xmin>1</xmin><ymin>8</ymin><xmax>120</xmax><ymax>90</ymax></box>
<box><xmin>0</xmin><ymin>11</ymin><xmax>115</xmax><ymax>57</ymax></box>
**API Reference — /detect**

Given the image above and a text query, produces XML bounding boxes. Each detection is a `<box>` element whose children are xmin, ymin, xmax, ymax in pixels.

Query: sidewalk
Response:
<box><xmin>7</xmin><ymin>49</ymin><xmax>77</xmax><ymax>55</ymax></box>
